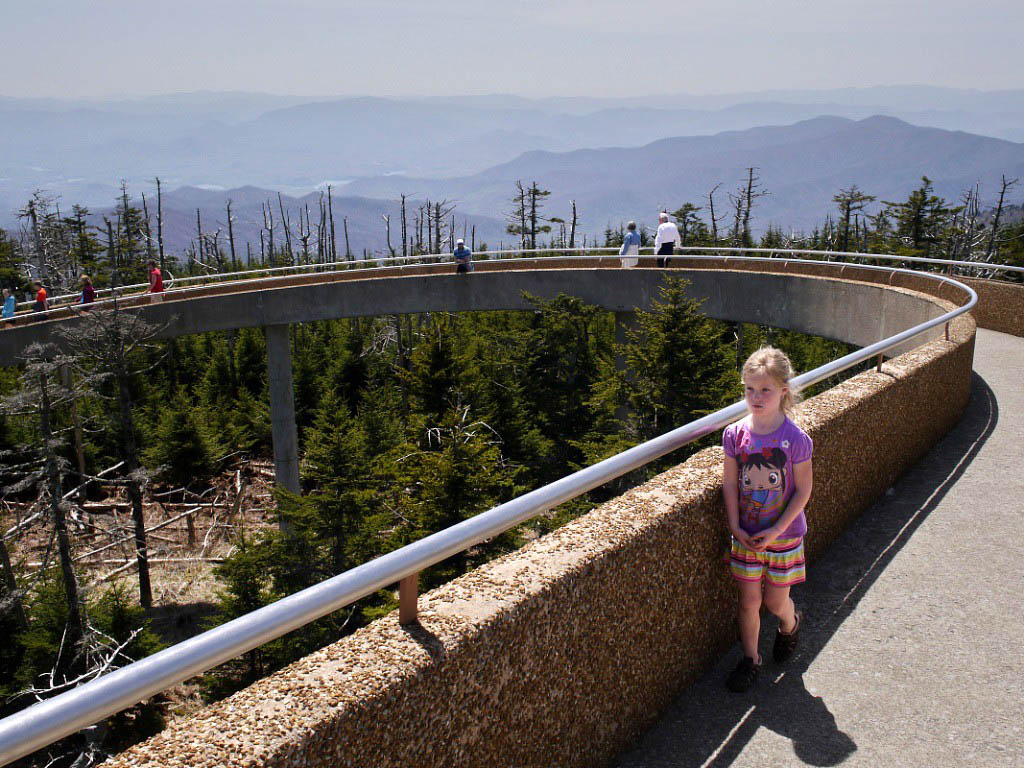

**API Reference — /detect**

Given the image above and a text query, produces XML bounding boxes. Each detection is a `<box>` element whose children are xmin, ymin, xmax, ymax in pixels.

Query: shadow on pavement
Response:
<box><xmin>614</xmin><ymin>372</ymin><xmax>998</xmax><ymax>767</ymax></box>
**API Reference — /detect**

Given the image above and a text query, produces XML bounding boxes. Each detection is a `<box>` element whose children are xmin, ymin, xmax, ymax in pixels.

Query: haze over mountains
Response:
<box><xmin>2</xmin><ymin>86</ymin><xmax>1023</xmax><ymax>249</ymax></box>
<box><xmin>343</xmin><ymin>115</ymin><xmax>1024</xmax><ymax>236</ymax></box>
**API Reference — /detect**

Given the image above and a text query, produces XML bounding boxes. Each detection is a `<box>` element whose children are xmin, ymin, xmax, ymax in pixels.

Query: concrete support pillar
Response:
<box><xmin>265</xmin><ymin>324</ymin><xmax>300</xmax><ymax>497</ymax></box>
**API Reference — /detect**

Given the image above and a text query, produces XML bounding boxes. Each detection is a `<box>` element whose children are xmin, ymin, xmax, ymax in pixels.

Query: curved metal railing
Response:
<box><xmin>0</xmin><ymin>251</ymin><xmax>980</xmax><ymax>765</ymax></box>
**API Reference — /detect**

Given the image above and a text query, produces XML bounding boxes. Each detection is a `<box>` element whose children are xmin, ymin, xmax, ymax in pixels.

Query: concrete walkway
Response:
<box><xmin>615</xmin><ymin>328</ymin><xmax>1023</xmax><ymax>768</ymax></box>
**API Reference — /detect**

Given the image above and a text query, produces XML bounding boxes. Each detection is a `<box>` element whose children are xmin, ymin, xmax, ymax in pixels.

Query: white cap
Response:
<box><xmin>456</xmin><ymin>238</ymin><xmax>465</xmax><ymax>245</ymax></box>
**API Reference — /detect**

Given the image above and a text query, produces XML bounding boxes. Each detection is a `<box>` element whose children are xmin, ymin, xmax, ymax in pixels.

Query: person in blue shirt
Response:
<box><xmin>453</xmin><ymin>238</ymin><xmax>473</xmax><ymax>274</ymax></box>
<box><xmin>619</xmin><ymin>221</ymin><xmax>641</xmax><ymax>267</ymax></box>
<box><xmin>2</xmin><ymin>287</ymin><xmax>15</xmax><ymax>320</ymax></box>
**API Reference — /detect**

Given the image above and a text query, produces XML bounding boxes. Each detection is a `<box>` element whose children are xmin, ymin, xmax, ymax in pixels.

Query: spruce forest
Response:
<box><xmin>0</xmin><ymin>171</ymin><xmax>1020</xmax><ymax>767</ymax></box>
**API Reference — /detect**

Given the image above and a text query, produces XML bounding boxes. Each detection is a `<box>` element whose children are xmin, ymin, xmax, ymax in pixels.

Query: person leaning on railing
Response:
<box><xmin>80</xmin><ymin>274</ymin><xmax>95</xmax><ymax>305</ymax></box>
<box><xmin>454</xmin><ymin>238</ymin><xmax>473</xmax><ymax>274</ymax></box>
<box><xmin>32</xmin><ymin>281</ymin><xmax>48</xmax><ymax>313</ymax></box>
<box><xmin>2</xmin><ymin>287</ymin><xmax>14</xmax><ymax>320</ymax></box>
<box><xmin>148</xmin><ymin>259</ymin><xmax>165</xmax><ymax>303</ymax></box>
<box><xmin>148</xmin><ymin>260</ymin><xmax>164</xmax><ymax>293</ymax></box>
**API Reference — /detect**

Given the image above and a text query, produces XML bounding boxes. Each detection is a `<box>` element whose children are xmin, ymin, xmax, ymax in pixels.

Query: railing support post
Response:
<box><xmin>876</xmin><ymin>353</ymin><xmax>884</xmax><ymax>373</ymax></box>
<box><xmin>399</xmin><ymin>572</ymin><xmax>419</xmax><ymax>625</ymax></box>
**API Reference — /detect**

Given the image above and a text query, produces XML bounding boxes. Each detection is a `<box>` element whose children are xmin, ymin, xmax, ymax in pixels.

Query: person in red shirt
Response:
<box><xmin>80</xmin><ymin>274</ymin><xmax>95</xmax><ymax>305</ymax></box>
<box><xmin>148</xmin><ymin>260</ymin><xmax>164</xmax><ymax>293</ymax></box>
<box><xmin>32</xmin><ymin>281</ymin><xmax>48</xmax><ymax>312</ymax></box>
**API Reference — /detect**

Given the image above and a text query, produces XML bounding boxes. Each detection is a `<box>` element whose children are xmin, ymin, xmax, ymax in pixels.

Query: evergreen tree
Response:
<box><xmin>883</xmin><ymin>177</ymin><xmax>953</xmax><ymax>257</ymax></box>
<box><xmin>145</xmin><ymin>387</ymin><xmax>215</xmax><ymax>493</ymax></box>
<box><xmin>517</xmin><ymin>294</ymin><xmax>612</xmax><ymax>484</ymax></box>
<box><xmin>379</xmin><ymin>406</ymin><xmax>519</xmax><ymax>589</ymax></box>
<box><xmin>832</xmin><ymin>185</ymin><xmax>876</xmax><ymax>252</ymax></box>
<box><xmin>670</xmin><ymin>203</ymin><xmax>708</xmax><ymax>246</ymax></box>
<box><xmin>403</xmin><ymin>315</ymin><xmax>473</xmax><ymax>428</ymax></box>
<box><xmin>208</xmin><ymin>532</ymin><xmax>277</xmax><ymax>681</ymax></box>
<box><xmin>625</xmin><ymin>277</ymin><xmax>739</xmax><ymax>442</ymax></box>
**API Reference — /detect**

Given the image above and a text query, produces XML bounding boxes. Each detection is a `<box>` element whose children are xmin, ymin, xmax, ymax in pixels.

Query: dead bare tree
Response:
<box><xmin>59</xmin><ymin>305</ymin><xmax>169</xmax><ymax>610</ymax></box>
<box><xmin>741</xmin><ymin>168</ymin><xmax>769</xmax><ymax>247</ymax></box>
<box><xmin>430</xmin><ymin>200</ymin><xmax>456</xmax><ymax>254</ymax></box>
<box><xmin>328</xmin><ymin>185</ymin><xmax>338</xmax><ymax>261</ymax></box>
<box><xmin>383</xmin><ymin>214</ymin><xmax>394</xmax><ymax>257</ymax></box>
<box><xmin>0</xmin><ymin>534</ymin><xmax>27</xmax><ymax>631</ymax></box>
<box><xmin>506</xmin><ymin>181</ymin><xmax>529</xmax><ymax>249</ymax></box>
<box><xmin>262</xmin><ymin>202</ymin><xmax>276</xmax><ymax>264</ymax></box>
<box><xmin>226</xmin><ymin>200</ymin><xmax>237</xmax><ymax>270</ymax></box>
<box><xmin>140</xmin><ymin>193</ymin><xmax>155</xmax><ymax>266</ymax></box>
<box><xmin>207</xmin><ymin>227</ymin><xmax>226</xmax><ymax>272</ymax></box>
<box><xmin>17</xmin><ymin>192</ymin><xmax>80</xmax><ymax>293</ymax></box>
<box><xmin>1</xmin><ymin>343</ymin><xmax>94</xmax><ymax>669</ymax></box>
<box><xmin>416</xmin><ymin>205</ymin><xmax>425</xmax><ymax>254</ymax></box>
<box><xmin>986</xmin><ymin>175</ymin><xmax>1019</xmax><ymax>260</ymax></box>
<box><xmin>277</xmin><ymin>192</ymin><xmax>294</xmax><ymax>264</ymax></box>
<box><xmin>195</xmin><ymin>208</ymin><xmax>204</xmax><ymax>270</ymax></box>
<box><xmin>727</xmin><ymin>189</ymin><xmax>745</xmax><ymax>247</ymax></box>
<box><xmin>400</xmin><ymin>194</ymin><xmax>409</xmax><ymax>258</ymax></box>
<box><xmin>155</xmin><ymin>177</ymin><xmax>165</xmax><ymax>271</ymax></box>
<box><xmin>708</xmin><ymin>183</ymin><xmax>723</xmax><ymax>243</ymax></box>
<box><xmin>21</xmin><ymin>194</ymin><xmax>47</xmax><ymax>280</ymax></box>
<box><xmin>298</xmin><ymin>203</ymin><xmax>313</xmax><ymax>264</ymax></box>
<box><xmin>569</xmin><ymin>199</ymin><xmax>578</xmax><ymax>249</ymax></box>
<box><xmin>316</xmin><ymin>194</ymin><xmax>327</xmax><ymax>263</ymax></box>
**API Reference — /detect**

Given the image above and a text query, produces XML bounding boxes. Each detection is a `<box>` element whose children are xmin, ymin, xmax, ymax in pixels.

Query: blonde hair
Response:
<box><xmin>742</xmin><ymin>346</ymin><xmax>801</xmax><ymax>415</ymax></box>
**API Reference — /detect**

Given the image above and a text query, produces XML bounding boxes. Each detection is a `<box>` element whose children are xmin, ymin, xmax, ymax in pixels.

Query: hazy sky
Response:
<box><xmin>4</xmin><ymin>0</ymin><xmax>1022</xmax><ymax>99</ymax></box>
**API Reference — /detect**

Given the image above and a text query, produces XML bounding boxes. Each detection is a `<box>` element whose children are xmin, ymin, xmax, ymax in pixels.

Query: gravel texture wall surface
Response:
<box><xmin>103</xmin><ymin>282</ymin><xmax>977</xmax><ymax>768</ymax></box>
<box><xmin>958</xmin><ymin>276</ymin><xmax>1024</xmax><ymax>336</ymax></box>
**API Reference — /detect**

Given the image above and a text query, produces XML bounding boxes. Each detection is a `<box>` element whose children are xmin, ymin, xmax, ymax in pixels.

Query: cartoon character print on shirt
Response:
<box><xmin>738</xmin><ymin>446</ymin><xmax>787</xmax><ymax>530</ymax></box>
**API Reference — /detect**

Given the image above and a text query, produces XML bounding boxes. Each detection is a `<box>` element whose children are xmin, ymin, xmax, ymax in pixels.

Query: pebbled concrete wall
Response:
<box><xmin>958</xmin><ymin>276</ymin><xmax>1024</xmax><ymax>337</ymax></box>
<box><xmin>104</xmin><ymin>276</ymin><xmax>978</xmax><ymax>767</ymax></box>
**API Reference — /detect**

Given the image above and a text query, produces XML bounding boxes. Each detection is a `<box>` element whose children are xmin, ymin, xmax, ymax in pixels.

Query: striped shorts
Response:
<box><xmin>730</xmin><ymin>536</ymin><xmax>806</xmax><ymax>587</ymax></box>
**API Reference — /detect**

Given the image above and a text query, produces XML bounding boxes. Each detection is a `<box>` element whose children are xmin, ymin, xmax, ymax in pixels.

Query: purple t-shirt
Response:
<box><xmin>723</xmin><ymin>416</ymin><xmax>813</xmax><ymax>537</ymax></box>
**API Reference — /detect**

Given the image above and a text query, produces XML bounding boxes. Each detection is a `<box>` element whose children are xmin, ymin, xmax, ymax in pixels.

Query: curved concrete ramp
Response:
<box><xmin>613</xmin><ymin>328</ymin><xmax>1024</xmax><ymax>768</ymax></box>
<box><xmin>0</xmin><ymin>260</ymin><xmax>956</xmax><ymax>365</ymax></box>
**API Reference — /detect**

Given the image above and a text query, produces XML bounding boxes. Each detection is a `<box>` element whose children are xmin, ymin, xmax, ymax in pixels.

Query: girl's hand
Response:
<box><xmin>750</xmin><ymin>526</ymin><xmax>781</xmax><ymax>552</ymax></box>
<box><xmin>731</xmin><ymin>528</ymin><xmax>756</xmax><ymax>550</ymax></box>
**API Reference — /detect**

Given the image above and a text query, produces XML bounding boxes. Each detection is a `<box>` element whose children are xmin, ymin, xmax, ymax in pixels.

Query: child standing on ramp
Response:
<box><xmin>722</xmin><ymin>346</ymin><xmax>813</xmax><ymax>692</ymax></box>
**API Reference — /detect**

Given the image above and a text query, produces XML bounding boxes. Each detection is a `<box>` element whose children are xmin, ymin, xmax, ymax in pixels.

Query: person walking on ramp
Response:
<box><xmin>653</xmin><ymin>211</ymin><xmax>680</xmax><ymax>267</ymax></box>
<box><xmin>619</xmin><ymin>221</ymin><xmax>641</xmax><ymax>268</ymax></box>
<box><xmin>722</xmin><ymin>346</ymin><xmax>813</xmax><ymax>692</ymax></box>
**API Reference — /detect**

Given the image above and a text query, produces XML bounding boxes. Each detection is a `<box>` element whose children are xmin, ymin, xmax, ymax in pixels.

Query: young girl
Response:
<box><xmin>722</xmin><ymin>346</ymin><xmax>813</xmax><ymax>692</ymax></box>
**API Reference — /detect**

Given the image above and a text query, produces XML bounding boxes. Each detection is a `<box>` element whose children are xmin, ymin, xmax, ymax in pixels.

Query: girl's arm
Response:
<box><xmin>751</xmin><ymin>458</ymin><xmax>812</xmax><ymax>550</ymax></box>
<box><xmin>723</xmin><ymin>454</ymin><xmax>755</xmax><ymax>549</ymax></box>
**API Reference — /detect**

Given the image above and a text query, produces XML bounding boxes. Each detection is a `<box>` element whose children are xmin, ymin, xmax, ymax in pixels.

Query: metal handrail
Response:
<box><xmin>2</xmin><ymin>244</ymin><xmax>1020</xmax><ymax>325</ymax></box>
<box><xmin>0</xmin><ymin>254</ymin><xmax>978</xmax><ymax>765</ymax></box>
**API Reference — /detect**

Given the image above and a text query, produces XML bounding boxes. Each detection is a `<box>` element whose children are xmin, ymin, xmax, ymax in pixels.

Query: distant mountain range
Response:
<box><xmin>63</xmin><ymin>115</ymin><xmax>1023</xmax><ymax>258</ymax></box>
<box><xmin>341</xmin><ymin>115</ymin><xmax>1024</xmax><ymax>235</ymax></box>
<box><xmin>2</xmin><ymin>85</ymin><xmax>1024</xmax><ymax>225</ymax></box>
<box><xmin>1</xmin><ymin>89</ymin><xmax>1023</xmax><ymax>249</ymax></box>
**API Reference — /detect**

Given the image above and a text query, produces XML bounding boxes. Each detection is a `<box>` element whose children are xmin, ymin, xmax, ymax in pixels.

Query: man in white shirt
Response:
<box><xmin>654</xmin><ymin>211</ymin><xmax>681</xmax><ymax>267</ymax></box>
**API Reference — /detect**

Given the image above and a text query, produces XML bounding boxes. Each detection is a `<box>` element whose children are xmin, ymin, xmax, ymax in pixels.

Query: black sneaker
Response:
<box><xmin>773</xmin><ymin>611</ymin><xmax>802</xmax><ymax>663</ymax></box>
<box><xmin>726</xmin><ymin>656</ymin><xmax>760</xmax><ymax>692</ymax></box>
